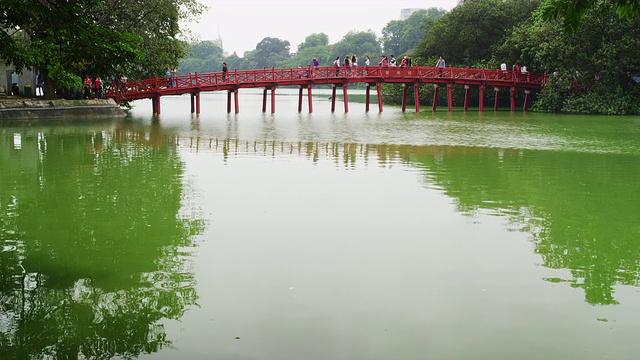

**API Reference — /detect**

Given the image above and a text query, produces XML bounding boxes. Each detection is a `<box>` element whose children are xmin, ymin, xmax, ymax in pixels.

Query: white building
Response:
<box><xmin>400</xmin><ymin>8</ymin><xmax>422</xmax><ymax>20</ymax></box>
<box><xmin>1</xmin><ymin>64</ymin><xmax>37</xmax><ymax>97</ymax></box>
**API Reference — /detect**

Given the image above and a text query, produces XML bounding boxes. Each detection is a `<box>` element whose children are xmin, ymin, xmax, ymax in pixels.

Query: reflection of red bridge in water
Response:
<box><xmin>106</xmin><ymin>66</ymin><xmax>547</xmax><ymax>114</ymax></box>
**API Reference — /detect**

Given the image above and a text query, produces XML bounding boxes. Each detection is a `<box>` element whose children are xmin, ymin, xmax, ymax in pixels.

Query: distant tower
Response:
<box><xmin>214</xmin><ymin>27</ymin><xmax>223</xmax><ymax>50</ymax></box>
<box><xmin>400</xmin><ymin>8</ymin><xmax>421</xmax><ymax>20</ymax></box>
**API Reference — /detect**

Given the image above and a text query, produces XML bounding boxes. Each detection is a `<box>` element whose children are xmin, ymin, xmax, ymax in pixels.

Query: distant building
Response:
<box><xmin>400</xmin><ymin>8</ymin><xmax>422</xmax><ymax>20</ymax></box>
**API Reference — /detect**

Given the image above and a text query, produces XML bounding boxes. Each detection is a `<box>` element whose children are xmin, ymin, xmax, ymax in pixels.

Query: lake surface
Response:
<box><xmin>2</xmin><ymin>89</ymin><xmax>640</xmax><ymax>359</ymax></box>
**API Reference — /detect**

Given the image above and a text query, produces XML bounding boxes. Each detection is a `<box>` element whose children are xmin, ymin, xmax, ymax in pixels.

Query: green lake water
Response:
<box><xmin>1</xmin><ymin>89</ymin><xmax>640</xmax><ymax>359</ymax></box>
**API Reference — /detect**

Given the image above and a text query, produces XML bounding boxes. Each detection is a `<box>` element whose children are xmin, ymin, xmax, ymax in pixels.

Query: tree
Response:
<box><xmin>298</xmin><ymin>33</ymin><xmax>330</xmax><ymax>52</ymax></box>
<box><xmin>539</xmin><ymin>0</ymin><xmax>640</xmax><ymax>33</ymax></box>
<box><xmin>0</xmin><ymin>0</ymin><xmax>205</xmax><ymax>99</ymax></box>
<box><xmin>278</xmin><ymin>45</ymin><xmax>332</xmax><ymax>68</ymax></box>
<box><xmin>415</xmin><ymin>0</ymin><xmax>542</xmax><ymax>67</ymax></box>
<box><xmin>382</xmin><ymin>20</ymin><xmax>405</xmax><ymax>56</ymax></box>
<box><xmin>382</xmin><ymin>8</ymin><xmax>447</xmax><ymax>56</ymax></box>
<box><xmin>253</xmin><ymin>37</ymin><xmax>291</xmax><ymax>69</ymax></box>
<box><xmin>498</xmin><ymin>5</ymin><xmax>640</xmax><ymax>114</ymax></box>
<box><xmin>330</xmin><ymin>31</ymin><xmax>382</xmax><ymax>64</ymax></box>
<box><xmin>399</xmin><ymin>8</ymin><xmax>447</xmax><ymax>55</ymax></box>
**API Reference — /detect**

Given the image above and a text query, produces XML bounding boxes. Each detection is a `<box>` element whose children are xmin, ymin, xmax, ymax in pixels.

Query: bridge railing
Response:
<box><xmin>107</xmin><ymin>65</ymin><xmax>547</xmax><ymax>100</ymax></box>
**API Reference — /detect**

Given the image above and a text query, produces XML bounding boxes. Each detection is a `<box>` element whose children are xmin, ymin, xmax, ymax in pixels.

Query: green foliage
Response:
<box><xmin>250</xmin><ymin>37</ymin><xmax>291</xmax><ymax>69</ymax></box>
<box><xmin>179</xmin><ymin>41</ymin><xmax>224</xmax><ymax>74</ymax></box>
<box><xmin>298</xmin><ymin>33</ymin><xmax>330</xmax><ymax>52</ymax></box>
<box><xmin>415</xmin><ymin>0</ymin><xmax>542</xmax><ymax>67</ymax></box>
<box><xmin>329</xmin><ymin>31</ymin><xmax>382</xmax><ymax>65</ymax></box>
<box><xmin>278</xmin><ymin>45</ymin><xmax>331</xmax><ymax>68</ymax></box>
<box><xmin>539</xmin><ymin>0</ymin><xmax>640</xmax><ymax>33</ymax></box>
<box><xmin>500</xmin><ymin>4</ymin><xmax>640</xmax><ymax>114</ymax></box>
<box><xmin>382</xmin><ymin>8</ymin><xmax>447</xmax><ymax>56</ymax></box>
<box><xmin>0</xmin><ymin>0</ymin><xmax>204</xmax><ymax>98</ymax></box>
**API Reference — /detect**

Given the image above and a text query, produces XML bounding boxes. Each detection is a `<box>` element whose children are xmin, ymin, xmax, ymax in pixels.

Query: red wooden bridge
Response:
<box><xmin>105</xmin><ymin>66</ymin><xmax>547</xmax><ymax>114</ymax></box>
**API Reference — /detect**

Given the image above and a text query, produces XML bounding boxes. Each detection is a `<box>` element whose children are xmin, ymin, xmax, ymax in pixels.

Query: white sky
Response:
<box><xmin>187</xmin><ymin>0</ymin><xmax>459</xmax><ymax>56</ymax></box>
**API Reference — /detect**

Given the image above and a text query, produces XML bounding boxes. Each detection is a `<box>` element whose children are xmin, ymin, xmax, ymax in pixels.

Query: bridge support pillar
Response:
<box><xmin>152</xmin><ymin>96</ymin><xmax>161</xmax><ymax>114</ymax></box>
<box><xmin>447</xmin><ymin>83</ymin><xmax>454</xmax><ymax>112</ymax></box>
<box><xmin>494</xmin><ymin>87</ymin><xmax>500</xmax><ymax>111</ymax></box>
<box><xmin>331</xmin><ymin>86</ymin><xmax>337</xmax><ymax>113</ymax></box>
<box><xmin>523</xmin><ymin>89</ymin><xmax>531</xmax><ymax>111</ymax></box>
<box><xmin>235</xmin><ymin>89</ymin><xmax>240</xmax><ymax>114</ymax></box>
<box><xmin>414</xmin><ymin>83</ymin><xmax>421</xmax><ymax>112</ymax></box>
<box><xmin>365</xmin><ymin>84</ymin><xmax>371</xmax><ymax>112</ymax></box>
<box><xmin>510</xmin><ymin>87</ymin><xmax>516</xmax><ymax>112</ymax></box>
<box><xmin>464</xmin><ymin>85</ymin><xmax>470</xmax><ymax>112</ymax></box>
<box><xmin>271</xmin><ymin>87</ymin><xmax>276</xmax><ymax>114</ymax></box>
<box><xmin>190</xmin><ymin>93</ymin><xmax>201</xmax><ymax>114</ymax></box>
<box><xmin>296</xmin><ymin>85</ymin><xmax>313</xmax><ymax>113</ymax></box>
<box><xmin>298</xmin><ymin>86</ymin><xmax>303</xmax><ymax>113</ymax></box>
<box><xmin>401</xmin><ymin>84</ymin><xmax>408</xmax><ymax>113</ymax></box>
<box><xmin>433</xmin><ymin>85</ymin><xmax>439</xmax><ymax>111</ymax></box>
<box><xmin>262</xmin><ymin>88</ymin><xmax>268</xmax><ymax>113</ymax></box>
<box><xmin>227</xmin><ymin>89</ymin><xmax>239</xmax><ymax>113</ymax></box>
<box><xmin>343</xmin><ymin>84</ymin><xmax>349</xmax><ymax>113</ymax></box>
<box><xmin>479</xmin><ymin>85</ymin><xmax>486</xmax><ymax>112</ymax></box>
<box><xmin>377</xmin><ymin>83</ymin><xmax>383</xmax><ymax>113</ymax></box>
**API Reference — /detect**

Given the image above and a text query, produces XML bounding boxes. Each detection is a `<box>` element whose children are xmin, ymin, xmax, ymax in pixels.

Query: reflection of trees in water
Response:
<box><xmin>0</xmin><ymin>127</ymin><xmax>204</xmax><ymax>358</ymax></box>
<box><xmin>395</xmin><ymin>146</ymin><xmax>640</xmax><ymax>306</ymax></box>
<box><xmin>179</xmin><ymin>137</ymin><xmax>640</xmax><ymax>305</ymax></box>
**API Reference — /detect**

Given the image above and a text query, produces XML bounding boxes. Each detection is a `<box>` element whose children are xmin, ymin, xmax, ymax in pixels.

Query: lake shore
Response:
<box><xmin>0</xmin><ymin>98</ymin><xmax>126</xmax><ymax>120</ymax></box>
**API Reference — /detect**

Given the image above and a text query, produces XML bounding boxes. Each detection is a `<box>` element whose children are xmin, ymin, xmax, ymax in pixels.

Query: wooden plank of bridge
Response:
<box><xmin>308</xmin><ymin>86</ymin><xmax>313</xmax><ymax>113</ymax></box>
<box><xmin>494</xmin><ymin>87</ymin><xmax>500</xmax><ymax>111</ymax></box>
<box><xmin>510</xmin><ymin>87</ymin><xmax>516</xmax><ymax>112</ymax></box>
<box><xmin>448</xmin><ymin>83</ymin><xmax>454</xmax><ymax>112</ymax></box>
<box><xmin>479</xmin><ymin>85</ymin><xmax>485</xmax><ymax>112</ymax></box>
<box><xmin>227</xmin><ymin>91</ymin><xmax>232</xmax><ymax>113</ymax></box>
<box><xmin>524</xmin><ymin>89</ymin><xmax>531</xmax><ymax>111</ymax></box>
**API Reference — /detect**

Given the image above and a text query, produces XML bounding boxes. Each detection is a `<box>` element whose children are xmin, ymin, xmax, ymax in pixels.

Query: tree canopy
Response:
<box><xmin>381</xmin><ymin>8</ymin><xmax>447</xmax><ymax>56</ymax></box>
<box><xmin>539</xmin><ymin>0</ymin><xmax>640</xmax><ymax>33</ymax></box>
<box><xmin>499</xmin><ymin>4</ymin><xmax>640</xmax><ymax>114</ymax></box>
<box><xmin>0</xmin><ymin>0</ymin><xmax>205</xmax><ymax>99</ymax></box>
<box><xmin>415</xmin><ymin>0</ymin><xmax>542</xmax><ymax>67</ymax></box>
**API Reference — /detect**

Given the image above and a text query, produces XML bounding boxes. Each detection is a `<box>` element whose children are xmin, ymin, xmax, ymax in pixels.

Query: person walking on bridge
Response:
<box><xmin>222</xmin><ymin>62</ymin><xmax>228</xmax><ymax>82</ymax></box>
<box><xmin>333</xmin><ymin>56</ymin><xmax>341</xmax><ymax>76</ymax></box>
<box><xmin>436</xmin><ymin>56</ymin><xmax>446</xmax><ymax>76</ymax></box>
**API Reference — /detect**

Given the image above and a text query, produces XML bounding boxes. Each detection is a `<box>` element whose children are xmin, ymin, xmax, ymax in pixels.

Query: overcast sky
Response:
<box><xmin>187</xmin><ymin>0</ymin><xmax>459</xmax><ymax>56</ymax></box>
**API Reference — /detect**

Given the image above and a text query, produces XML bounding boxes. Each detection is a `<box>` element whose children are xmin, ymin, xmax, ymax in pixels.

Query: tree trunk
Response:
<box><xmin>40</xmin><ymin>66</ymin><xmax>57</xmax><ymax>100</ymax></box>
